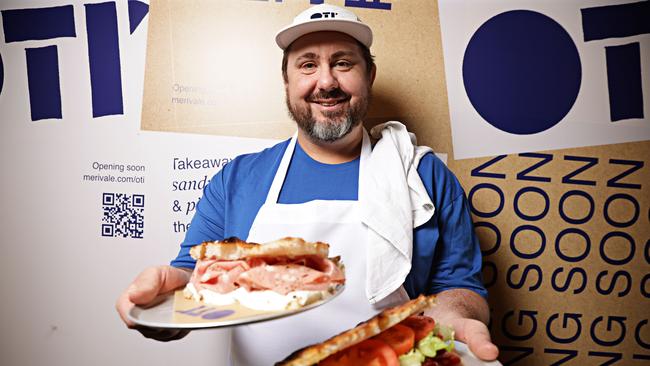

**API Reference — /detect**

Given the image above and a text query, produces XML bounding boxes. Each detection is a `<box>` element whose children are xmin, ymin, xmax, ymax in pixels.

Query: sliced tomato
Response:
<box><xmin>320</xmin><ymin>339</ymin><xmax>399</xmax><ymax>366</ymax></box>
<box><xmin>349</xmin><ymin>339</ymin><xmax>400</xmax><ymax>366</ymax></box>
<box><xmin>373</xmin><ymin>324</ymin><xmax>415</xmax><ymax>356</ymax></box>
<box><xmin>400</xmin><ymin>315</ymin><xmax>436</xmax><ymax>342</ymax></box>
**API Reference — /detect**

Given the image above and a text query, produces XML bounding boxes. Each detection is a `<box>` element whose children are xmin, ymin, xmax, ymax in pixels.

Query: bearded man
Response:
<box><xmin>117</xmin><ymin>4</ymin><xmax>498</xmax><ymax>365</ymax></box>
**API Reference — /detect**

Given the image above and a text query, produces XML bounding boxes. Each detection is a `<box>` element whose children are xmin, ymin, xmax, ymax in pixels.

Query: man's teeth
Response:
<box><xmin>318</xmin><ymin>101</ymin><xmax>339</xmax><ymax>106</ymax></box>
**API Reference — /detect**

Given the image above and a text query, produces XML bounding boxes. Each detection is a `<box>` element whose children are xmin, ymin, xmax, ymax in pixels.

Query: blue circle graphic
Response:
<box><xmin>463</xmin><ymin>10</ymin><xmax>582</xmax><ymax>135</ymax></box>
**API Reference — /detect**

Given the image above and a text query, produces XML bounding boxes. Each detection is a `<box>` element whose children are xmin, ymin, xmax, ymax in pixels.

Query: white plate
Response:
<box><xmin>455</xmin><ymin>341</ymin><xmax>503</xmax><ymax>366</ymax></box>
<box><xmin>128</xmin><ymin>286</ymin><xmax>344</xmax><ymax>329</ymax></box>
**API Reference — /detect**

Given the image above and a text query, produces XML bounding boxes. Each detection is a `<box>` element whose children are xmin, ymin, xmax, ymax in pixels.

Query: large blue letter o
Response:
<box><xmin>463</xmin><ymin>10</ymin><xmax>582</xmax><ymax>135</ymax></box>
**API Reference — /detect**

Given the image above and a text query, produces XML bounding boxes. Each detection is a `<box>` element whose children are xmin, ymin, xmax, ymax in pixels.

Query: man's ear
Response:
<box><xmin>369</xmin><ymin>64</ymin><xmax>377</xmax><ymax>87</ymax></box>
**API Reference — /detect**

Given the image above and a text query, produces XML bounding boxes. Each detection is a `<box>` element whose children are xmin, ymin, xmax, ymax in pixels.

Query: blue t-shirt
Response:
<box><xmin>171</xmin><ymin>139</ymin><xmax>487</xmax><ymax>298</ymax></box>
<box><xmin>279</xmin><ymin>141</ymin><xmax>360</xmax><ymax>203</ymax></box>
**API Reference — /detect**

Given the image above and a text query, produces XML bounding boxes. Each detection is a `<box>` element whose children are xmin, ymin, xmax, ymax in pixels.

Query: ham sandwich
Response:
<box><xmin>184</xmin><ymin>237</ymin><xmax>345</xmax><ymax>311</ymax></box>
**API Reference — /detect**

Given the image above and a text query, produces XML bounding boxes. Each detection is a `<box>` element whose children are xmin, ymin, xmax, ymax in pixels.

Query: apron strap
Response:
<box><xmin>358</xmin><ymin>128</ymin><xmax>371</xmax><ymax>181</ymax></box>
<box><xmin>265</xmin><ymin>132</ymin><xmax>298</xmax><ymax>204</ymax></box>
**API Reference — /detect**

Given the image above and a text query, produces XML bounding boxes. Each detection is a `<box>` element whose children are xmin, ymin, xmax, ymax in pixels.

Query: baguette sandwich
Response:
<box><xmin>277</xmin><ymin>294</ymin><xmax>460</xmax><ymax>366</ymax></box>
<box><xmin>184</xmin><ymin>237</ymin><xmax>345</xmax><ymax>311</ymax></box>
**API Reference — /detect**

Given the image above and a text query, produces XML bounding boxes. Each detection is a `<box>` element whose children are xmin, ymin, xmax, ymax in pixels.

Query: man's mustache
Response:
<box><xmin>307</xmin><ymin>88</ymin><xmax>350</xmax><ymax>102</ymax></box>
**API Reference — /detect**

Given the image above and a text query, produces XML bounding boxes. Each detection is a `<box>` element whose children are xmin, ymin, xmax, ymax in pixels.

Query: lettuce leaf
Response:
<box><xmin>416</xmin><ymin>324</ymin><xmax>455</xmax><ymax>357</ymax></box>
<box><xmin>398</xmin><ymin>348</ymin><xmax>425</xmax><ymax>366</ymax></box>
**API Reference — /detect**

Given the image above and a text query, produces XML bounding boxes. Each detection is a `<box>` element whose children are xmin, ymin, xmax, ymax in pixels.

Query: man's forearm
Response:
<box><xmin>423</xmin><ymin>288</ymin><xmax>490</xmax><ymax>325</ymax></box>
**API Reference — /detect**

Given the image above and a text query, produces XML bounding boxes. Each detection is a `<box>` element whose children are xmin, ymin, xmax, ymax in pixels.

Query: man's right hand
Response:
<box><xmin>116</xmin><ymin>265</ymin><xmax>192</xmax><ymax>342</ymax></box>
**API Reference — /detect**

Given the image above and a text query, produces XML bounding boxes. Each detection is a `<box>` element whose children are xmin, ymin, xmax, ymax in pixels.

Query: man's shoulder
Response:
<box><xmin>230</xmin><ymin>139</ymin><xmax>289</xmax><ymax>165</ymax></box>
<box><xmin>416</xmin><ymin>151</ymin><xmax>464</xmax><ymax>204</ymax></box>
<box><xmin>222</xmin><ymin>138</ymin><xmax>291</xmax><ymax>178</ymax></box>
<box><xmin>416</xmin><ymin>151</ymin><xmax>451</xmax><ymax>177</ymax></box>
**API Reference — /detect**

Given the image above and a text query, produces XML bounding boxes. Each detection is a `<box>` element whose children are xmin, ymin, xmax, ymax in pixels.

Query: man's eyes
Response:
<box><xmin>298</xmin><ymin>60</ymin><xmax>354</xmax><ymax>72</ymax></box>
<box><xmin>335</xmin><ymin>60</ymin><xmax>352</xmax><ymax>68</ymax></box>
<box><xmin>301</xmin><ymin>62</ymin><xmax>317</xmax><ymax>70</ymax></box>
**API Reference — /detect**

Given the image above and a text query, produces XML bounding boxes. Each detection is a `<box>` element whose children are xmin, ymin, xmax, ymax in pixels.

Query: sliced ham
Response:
<box><xmin>190</xmin><ymin>259</ymin><xmax>250</xmax><ymax>294</ymax></box>
<box><xmin>190</xmin><ymin>256</ymin><xmax>343</xmax><ymax>296</ymax></box>
<box><xmin>300</xmin><ymin>255</ymin><xmax>345</xmax><ymax>283</ymax></box>
<box><xmin>236</xmin><ymin>264</ymin><xmax>332</xmax><ymax>295</ymax></box>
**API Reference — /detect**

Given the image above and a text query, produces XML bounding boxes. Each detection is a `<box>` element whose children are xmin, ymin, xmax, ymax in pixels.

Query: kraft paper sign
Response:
<box><xmin>448</xmin><ymin>141</ymin><xmax>650</xmax><ymax>366</ymax></box>
<box><xmin>141</xmin><ymin>0</ymin><xmax>453</xmax><ymax>150</ymax></box>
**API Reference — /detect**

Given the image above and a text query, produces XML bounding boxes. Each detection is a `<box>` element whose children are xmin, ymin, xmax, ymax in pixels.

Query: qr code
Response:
<box><xmin>101</xmin><ymin>193</ymin><xmax>144</xmax><ymax>238</ymax></box>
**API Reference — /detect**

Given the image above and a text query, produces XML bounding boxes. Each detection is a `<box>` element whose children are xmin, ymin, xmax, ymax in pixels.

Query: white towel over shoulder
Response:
<box><xmin>360</xmin><ymin>121</ymin><xmax>435</xmax><ymax>304</ymax></box>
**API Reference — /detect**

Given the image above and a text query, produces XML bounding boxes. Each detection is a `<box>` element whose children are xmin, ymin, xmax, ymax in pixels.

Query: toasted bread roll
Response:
<box><xmin>189</xmin><ymin>237</ymin><xmax>330</xmax><ymax>261</ymax></box>
<box><xmin>276</xmin><ymin>294</ymin><xmax>437</xmax><ymax>366</ymax></box>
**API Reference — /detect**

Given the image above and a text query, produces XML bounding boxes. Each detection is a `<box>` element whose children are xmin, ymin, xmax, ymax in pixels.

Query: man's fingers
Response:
<box><xmin>135</xmin><ymin>326</ymin><xmax>191</xmax><ymax>342</ymax></box>
<box><xmin>116</xmin><ymin>266</ymin><xmax>192</xmax><ymax>336</ymax></box>
<box><xmin>466</xmin><ymin>326</ymin><xmax>499</xmax><ymax>361</ymax></box>
<box><xmin>451</xmin><ymin>318</ymin><xmax>499</xmax><ymax>361</ymax></box>
<box><xmin>129</xmin><ymin>266</ymin><xmax>191</xmax><ymax>305</ymax></box>
<box><xmin>115</xmin><ymin>291</ymin><xmax>136</xmax><ymax>327</ymax></box>
<box><xmin>128</xmin><ymin>267</ymin><xmax>164</xmax><ymax>304</ymax></box>
<box><xmin>158</xmin><ymin>266</ymin><xmax>192</xmax><ymax>294</ymax></box>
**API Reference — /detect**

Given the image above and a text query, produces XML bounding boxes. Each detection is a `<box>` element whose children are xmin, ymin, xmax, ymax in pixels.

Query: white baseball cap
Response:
<box><xmin>275</xmin><ymin>4</ymin><xmax>373</xmax><ymax>50</ymax></box>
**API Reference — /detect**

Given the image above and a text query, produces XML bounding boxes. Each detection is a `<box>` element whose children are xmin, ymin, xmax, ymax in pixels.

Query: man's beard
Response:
<box><xmin>286</xmin><ymin>87</ymin><xmax>370</xmax><ymax>143</ymax></box>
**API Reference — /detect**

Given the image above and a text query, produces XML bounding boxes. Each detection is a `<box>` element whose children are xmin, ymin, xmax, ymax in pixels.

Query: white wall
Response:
<box><xmin>0</xmin><ymin>1</ymin><xmax>277</xmax><ymax>365</ymax></box>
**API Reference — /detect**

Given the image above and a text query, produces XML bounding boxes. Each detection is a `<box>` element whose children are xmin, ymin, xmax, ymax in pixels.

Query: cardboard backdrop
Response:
<box><xmin>141</xmin><ymin>1</ymin><xmax>650</xmax><ymax>365</ymax></box>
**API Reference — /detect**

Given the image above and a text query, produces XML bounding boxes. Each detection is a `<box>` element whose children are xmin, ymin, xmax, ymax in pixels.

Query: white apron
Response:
<box><xmin>229</xmin><ymin>131</ymin><xmax>409</xmax><ymax>365</ymax></box>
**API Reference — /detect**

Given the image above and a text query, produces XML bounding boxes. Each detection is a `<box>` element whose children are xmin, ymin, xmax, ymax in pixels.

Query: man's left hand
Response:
<box><xmin>445</xmin><ymin>316</ymin><xmax>499</xmax><ymax>361</ymax></box>
<box><xmin>422</xmin><ymin>288</ymin><xmax>499</xmax><ymax>361</ymax></box>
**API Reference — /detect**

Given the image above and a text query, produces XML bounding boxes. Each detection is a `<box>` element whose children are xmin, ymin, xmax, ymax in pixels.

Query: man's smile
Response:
<box><xmin>316</xmin><ymin>100</ymin><xmax>339</xmax><ymax>107</ymax></box>
<box><xmin>308</xmin><ymin>96</ymin><xmax>350</xmax><ymax>111</ymax></box>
